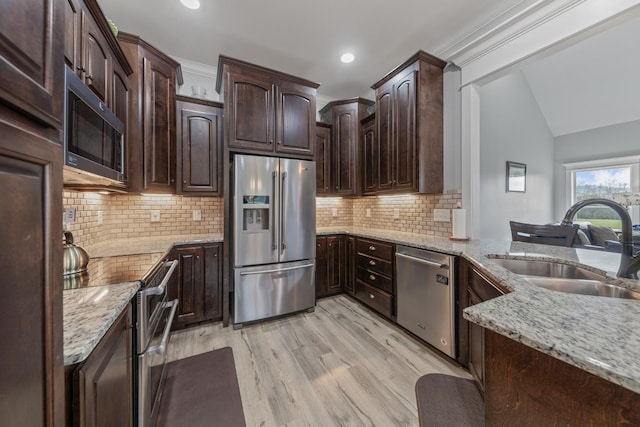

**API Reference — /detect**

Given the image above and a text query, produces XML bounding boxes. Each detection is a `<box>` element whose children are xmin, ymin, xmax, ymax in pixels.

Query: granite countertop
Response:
<box><xmin>63</xmin><ymin>281</ymin><xmax>140</xmax><ymax>365</ymax></box>
<box><xmin>86</xmin><ymin>233</ymin><xmax>224</xmax><ymax>258</ymax></box>
<box><xmin>63</xmin><ymin>233</ymin><xmax>224</xmax><ymax>366</ymax></box>
<box><xmin>318</xmin><ymin>226</ymin><xmax>640</xmax><ymax>395</ymax></box>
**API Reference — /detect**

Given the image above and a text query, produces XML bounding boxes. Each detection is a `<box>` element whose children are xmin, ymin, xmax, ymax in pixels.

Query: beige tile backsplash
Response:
<box><xmin>63</xmin><ymin>191</ymin><xmax>223</xmax><ymax>248</ymax></box>
<box><xmin>64</xmin><ymin>190</ymin><xmax>461</xmax><ymax>250</ymax></box>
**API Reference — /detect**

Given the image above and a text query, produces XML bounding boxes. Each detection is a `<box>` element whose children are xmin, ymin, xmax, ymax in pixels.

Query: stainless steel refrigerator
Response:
<box><xmin>233</xmin><ymin>154</ymin><xmax>316</xmax><ymax>327</ymax></box>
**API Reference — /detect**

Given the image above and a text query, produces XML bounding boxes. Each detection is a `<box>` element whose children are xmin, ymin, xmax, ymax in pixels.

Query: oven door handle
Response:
<box><xmin>143</xmin><ymin>260</ymin><xmax>178</xmax><ymax>297</ymax></box>
<box><xmin>147</xmin><ymin>299</ymin><xmax>178</xmax><ymax>356</ymax></box>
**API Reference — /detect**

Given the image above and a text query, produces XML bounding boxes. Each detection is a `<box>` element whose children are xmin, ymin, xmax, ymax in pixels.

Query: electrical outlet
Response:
<box><xmin>64</xmin><ymin>207</ymin><xmax>76</xmax><ymax>224</ymax></box>
<box><xmin>150</xmin><ymin>210</ymin><xmax>161</xmax><ymax>222</ymax></box>
<box><xmin>97</xmin><ymin>210</ymin><xmax>103</xmax><ymax>225</ymax></box>
<box><xmin>433</xmin><ymin>208</ymin><xmax>451</xmax><ymax>222</ymax></box>
<box><xmin>393</xmin><ymin>209</ymin><xmax>400</xmax><ymax>219</ymax></box>
<box><xmin>193</xmin><ymin>210</ymin><xmax>202</xmax><ymax>221</ymax></box>
<box><xmin>332</xmin><ymin>208</ymin><xmax>338</xmax><ymax>217</ymax></box>
<box><xmin>366</xmin><ymin>208</ymin><xmax>371</xmax><ymax>218</ymax></box>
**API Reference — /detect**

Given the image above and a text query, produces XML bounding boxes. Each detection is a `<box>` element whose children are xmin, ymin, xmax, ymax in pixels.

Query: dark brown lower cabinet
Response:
<box><xmin>485</xmin><ymin>330</ymin><xmax>640</xmax><ymax>426</ymax></box>
<box><xmin>352</xmin><ymin>238</ymin><xmax>395</xmax><ymax>319</ymax></box>
<box><xmin>458</xmin><ymin>258</ymin><xmax>507</xmax><ymax>395</ymax></box>
<box><xmin>170</xmin><ymin>243</ymin><xmax>223</xmax><ymax>329</ymax></box>
<box><xmin>68</xmin><ymin>305</ymin><xmax>132</xmax><ymax>427</ymax></box>
<box><xmin>315</xmin><ymin>235</ymin><xmax>345</xmax><ymax>298</ymax></box>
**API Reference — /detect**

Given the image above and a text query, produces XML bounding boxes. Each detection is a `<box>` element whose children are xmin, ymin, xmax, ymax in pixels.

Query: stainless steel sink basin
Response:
<box><xmin>491</xmin><ymin>258</ymin><xmax>640</xmax><ymax>300</ymax></box>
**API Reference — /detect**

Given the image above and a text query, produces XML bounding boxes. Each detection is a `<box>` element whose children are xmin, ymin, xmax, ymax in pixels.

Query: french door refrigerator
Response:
<box><xmin>233</xmin><ymin>154</ymin><xmax>316</xmax><ymax>327</ymax></box>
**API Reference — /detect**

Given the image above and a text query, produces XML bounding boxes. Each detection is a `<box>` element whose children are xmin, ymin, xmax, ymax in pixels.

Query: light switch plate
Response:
<box><xmin>150</xmin><ymin>210</ymin><xmax>160</xmax><ymax>222</ymax></box>
<box><xmin>366</xmin><ymin>208</ymin><xmax>371</xmax><ymax>218</ymax></box>
<box><xmin>332</xmin><ymin>208</ymin><xmax>338</xmax><ymax>217</ymax></box>
<box><xmin>193</xmin><ymin>210</ymin><xmax>202</xmax><ymax>221</ymax></box>
<box><xmin>393</xmin><ymin>209</ymin><xmax>400</xmax><ymax>219</ymax></box>
<box><xmin>434</xmin><ymin>208</ymin><xmax>451</xmax><ymax>222</ymax></box>
<box><xmin>97</xmin><ymin>210</ymin><xmax>103</xmax><ymax>225</ymax></box>
<box><xmin>64</xmin><ymin>207</ymin><xmax>76</xmax><ymax>224</ymax></box>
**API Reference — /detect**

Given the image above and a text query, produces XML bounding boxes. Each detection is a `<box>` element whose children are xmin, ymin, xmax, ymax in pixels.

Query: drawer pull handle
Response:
<box><xmin>369</xmin><ymin>274</ymin><xmax>376</xmax><ymax>281</ymax></box>
<box><xmin>369</xmin><ymin>294</ymin><xmax>375</xmax><ymax>299</ymax></box>
<box><xmin>369</xmin><ymin>246</ymin><xmax>376</xmax><ymax>251</ymax></box>
<box><xmin>369</xmin><ymin>260</ymin><xmax>376</xmax><ymax>266</ymax></box>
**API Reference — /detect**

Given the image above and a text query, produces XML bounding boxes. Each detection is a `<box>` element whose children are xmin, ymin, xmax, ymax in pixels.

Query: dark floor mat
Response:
<box><xmin>415</xmin><ymin>373</ymin><xmax>484</xmax><ymax>427</ymax></box>
<box><xmin>156</xmin><ymin>347</ymin><xmax>246</xmax><ymax>427</ymax></box>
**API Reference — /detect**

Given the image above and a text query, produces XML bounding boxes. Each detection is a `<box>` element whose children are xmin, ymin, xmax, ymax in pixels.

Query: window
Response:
<box><xmin>564</xmin><ymin>156</ymin><xmax>640</xmax><ymax>228</ymax></box>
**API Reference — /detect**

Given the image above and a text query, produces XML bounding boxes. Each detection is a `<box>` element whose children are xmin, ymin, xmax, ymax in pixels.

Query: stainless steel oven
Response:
<box><xmin>136</xmin><ymin>257</ymin><xmax>178</xmax><ymax>427</ymax></box>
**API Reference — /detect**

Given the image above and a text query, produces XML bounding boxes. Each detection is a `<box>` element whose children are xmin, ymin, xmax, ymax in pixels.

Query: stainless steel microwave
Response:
<box><xmin>64</xmin><ymin>66</ymin><xmax>125</xmax><ymax>184</ymax></box>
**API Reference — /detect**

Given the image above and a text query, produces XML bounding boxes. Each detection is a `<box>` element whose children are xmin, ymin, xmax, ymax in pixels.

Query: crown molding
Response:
<box><xmin>172</xmin><ymin>56</ymin><xmax>217</xmax><ymax>78</ymax></box>
<box><xmin>438</xmin><ymin>0</ymin><xmax>640</xmax><ymax>85</ymax></box>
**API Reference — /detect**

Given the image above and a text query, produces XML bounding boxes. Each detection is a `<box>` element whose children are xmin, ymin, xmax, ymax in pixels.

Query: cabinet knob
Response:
<box><xmin>76</xmin><ymin>65</ymin><xmax>85</xmax><ymax>72</ymax></box>
<box><xmin>277</xmin><ymin>140</ymin><xmax>281</xmax><ymax>145</ymax></box>
<box><xmin>170</xmin><ymin>179</ymin><xmax>175</xmax><ymax>183</ymax></box>
<box><xmin>369</xmin><ymin>274</ymin><xmax>376</xmax><ymax>281</ymax></box>
<box><xmin>269</xmin><ymin>139</ymin><xmax>273</xmax><ymax>144</ymax></box>
<box><xmin>369</xmin><ymin>294</ymin><xmax>375</xmax><ymax>299</ymax></box>
<box><xmin>369</xmin><ymin>260</ymin><xmax>376</xmax><ymax>266</ymax></box>
<box><xmin>184</xmin><ymin>180</ymin><xmax>187</xmax><ymax>184</ymax></box>
<box><xmin>335</xmin><ymin>186</ymin><xmax>338</xmax><ymax>190</ymax></box>
<box><xmin>369</xmin><ymin>245</ymin><xmax>376</xmax><ymax>251</ymax></box>
<box><xmin>86</xmin><ymin>74</ymin><xmax>93</xmax><ymax>81</ymax></box>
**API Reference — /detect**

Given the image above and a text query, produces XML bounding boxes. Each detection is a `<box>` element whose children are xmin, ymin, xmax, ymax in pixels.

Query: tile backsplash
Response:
<box><xmin>63</xmin><ymin>191</ymin><xmax>223</xmax><ymax>248</ymax></box>
<box><xmin>64</xmin><ymin>190</ymin><xmax>462</xmax><ymax>249</ymax></box>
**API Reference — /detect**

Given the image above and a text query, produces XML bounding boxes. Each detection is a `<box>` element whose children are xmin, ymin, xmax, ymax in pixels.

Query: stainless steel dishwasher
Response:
<box><xmin>396</xmin><ymin>245</ymin><xmax>456</xmax><ymax>358</ymax></box>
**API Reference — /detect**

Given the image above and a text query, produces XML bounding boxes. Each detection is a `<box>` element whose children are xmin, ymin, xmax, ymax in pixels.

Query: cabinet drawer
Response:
<box><xmin>356</xmin><ymin>267</ymin><xmax>392</xmax><ymax>293</ymax></box>
<box><xmin>356</xmin><ymin>254</ymin><xmax>392</xmax><ymax>276</ymax></box>
<box><xmin>354</xmin><ymin>280</ymin><xmax>392</xmax><ymax>318</ymax></box>
<box><xmin>468</xmin><ymin>267</ymin><xmax>506</xmax><ymax>302</ymax></box>
<box><xmin>357</xmin><ymin>238</ymin><xmax>393</xmax><ymax>261</ymax></box>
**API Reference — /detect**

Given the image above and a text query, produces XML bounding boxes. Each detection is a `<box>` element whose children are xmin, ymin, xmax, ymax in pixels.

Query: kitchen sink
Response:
<box><xmin>491</xmin><ymin>258</ymin><xmax>640</xmax><ymax>300</ymax></box>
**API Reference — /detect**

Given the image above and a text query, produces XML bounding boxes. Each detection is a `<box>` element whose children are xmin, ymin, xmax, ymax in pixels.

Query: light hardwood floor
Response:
<box><xmin>167</xmin><ymin>295</ymin><xmax>471</xmax><ymax>426</ymax></box>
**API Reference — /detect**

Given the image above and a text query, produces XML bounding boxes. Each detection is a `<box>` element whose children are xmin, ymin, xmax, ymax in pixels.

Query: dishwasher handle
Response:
<box><xmin>395</xmin><ymin>252</ymin><xmax>448</xmax><ymax>269</ymax></box>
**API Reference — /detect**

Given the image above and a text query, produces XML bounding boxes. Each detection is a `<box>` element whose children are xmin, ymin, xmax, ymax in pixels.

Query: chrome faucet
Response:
<box><xmin>561</xmin><ymin>198</ymin><xmax>640</xmax><ymax>279</ymax></box>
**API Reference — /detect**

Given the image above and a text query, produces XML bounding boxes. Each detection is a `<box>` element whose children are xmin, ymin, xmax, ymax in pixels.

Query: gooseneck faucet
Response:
<box><xmin>561</xmin><ymin>198</ymin><xmax>640</xmax><ymax>279</ymax></box>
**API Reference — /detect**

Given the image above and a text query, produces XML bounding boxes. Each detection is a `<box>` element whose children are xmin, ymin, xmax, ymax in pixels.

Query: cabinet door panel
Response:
<box><xmin>362</xmin><ymin>118</ymin><xmax>377</xmax><ymax>195</ymax></box>
<box><xmin>0</xmin><ymin>0</ymin><xmax>64</xmax><ymax>128</ymax></box>
<box><xmin>315</xmin><ymin>237</ymin><xmax>328</xmax><ymax>297</ymax></box>
<box><xmin>203</xmin><ymin>244</ymin><xmax>222</xmax><ymax>321</ymax></box>
<box><xmin>175</xmin><ymin>247</ymin><xmax>203</xmax><ymax>325</ymax></box>
<box><xmin>344</xmin><ymin>237</ymin><xmax>355</xmax><ymax>294</ymax></box>
<box><xmin>376</xmin><ymin>91</ymin><xmax>393</xmax><ymax>191</ymax></box>
<box><xmin>64</xmin><ymin>0</ymin><xmax>80</xmax><ymax>70</ymax></box>
<box><xmin>83</xmin><ymin>14</ymin><xmax>109</xmax><ymax>102</ymax></box>
<box><xmin>0</xmin><ymin>122</ymin><xmax>63</xmax><ymax>426</ymax></box>
<box><xmin>143</xmin><ymin>57</ymin><xmax>176</xmax><ymax>191</ymax></box>
<box><xmin>180</xmin><ymin>105</ymin><xmax>221</xmax><ymax>195</ymax></box>
<box><xmin>327</xmin><ymin>236</ymin><xmax>345</xmax><ymax>293</ymax></box>
<box><xmin>315</xmin><ymin>124</ymin><xmax>330</xmax><ymax>194</ymax></box>
<box><xmin>227</xmin><ymin>72</ymin><xmax>274</xmax><ymax>151</ymax></box>
<box><xmin>393</xmin><ymin>71</ymin><xmax>417</xmax><ymax>191</ymax></box>
<box><xmin>276</xmin><ymin>83</ymin><xmax>314</xmax><ymax>156</ymax></box>
<box><xmin>333</xmin><ymin>106</ymin><xmax>356</xmax><ymax>195</ymax></box>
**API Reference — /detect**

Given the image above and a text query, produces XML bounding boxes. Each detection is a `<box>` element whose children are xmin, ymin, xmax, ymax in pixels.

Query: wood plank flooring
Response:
<box><xmin>167</xmin><ymin>295</ymin><xmax>471</xmax><ymax>426</ymax></box>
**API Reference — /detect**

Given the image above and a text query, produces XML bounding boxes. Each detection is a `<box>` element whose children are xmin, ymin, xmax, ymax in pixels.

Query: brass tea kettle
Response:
<box><xmin>63</xmin><ymin>231</ymin><xmax>89</xmax><ymax>276</ymax></box>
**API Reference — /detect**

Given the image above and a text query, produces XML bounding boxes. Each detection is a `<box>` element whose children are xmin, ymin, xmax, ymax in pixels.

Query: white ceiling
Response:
<box><xmin>520</xmin><ymin>12</ymin><xmax>640</xmax><ymax>137</ymax></box>
<box><xmin>97</xmin><ymin>0</ymin><xmax>522</xmax><ymax>99</ymax></box>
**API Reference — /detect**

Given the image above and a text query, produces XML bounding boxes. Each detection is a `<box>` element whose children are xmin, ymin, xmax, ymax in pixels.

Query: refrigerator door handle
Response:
<box><xmin>239</xmin><ymin>263</ymin><xmax>314</xmax><ymax>276</ymax></box>
<box><xmin>271</xmin><ymin>170</ymin><xmax>277</xmax><ymax>250</ymax></box>
<box><xmin>281</xmin><ymin>171</ymin><xmax>287</xmax><ymax>251</ymax></box>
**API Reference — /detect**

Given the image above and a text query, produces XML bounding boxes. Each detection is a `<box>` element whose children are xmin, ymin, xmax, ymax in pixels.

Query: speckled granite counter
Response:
<box><xmin>86</xmin><ymin>233</ymin><xmax>224</xmax><ymax>258</ymax></box>
<box><xmin>63</xmin><ymin>282</ymin><xmax>139</xmax><ymax>365</ymax></box>
<box><xmin>318</xmin><ymin>226</ymin><xmax>640</xmax><ymax>394</ymax></box>
<box><xmin>63</xmin><ymin>233</ymin><xmax>224</xmax><ymax>366</ymax></box>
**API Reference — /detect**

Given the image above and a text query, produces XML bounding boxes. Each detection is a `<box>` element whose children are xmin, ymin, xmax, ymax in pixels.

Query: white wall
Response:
<box><xmin>479</xmin><ymin>71</ymin><xmax>555</xmax><ymax>240</ymax></box>
<box><xmin>553</xmin><ymin>119</ymin><xmax>640</xmax><ymax>218</ymax></box>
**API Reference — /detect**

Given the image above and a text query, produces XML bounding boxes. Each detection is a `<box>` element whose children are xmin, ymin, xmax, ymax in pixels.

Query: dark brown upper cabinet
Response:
<box><xmin>0</xmin><ymin>0</ymin><xmax>65</xmax><ymax>129</ymax></box>
<box><xmin>319</xmin><ymin>98</ymin><xmax>374</xmax><ymax>196</ymax></box>
<box><xmin>64</xmin><ymin>0</ymin><xmax>132</xmax><ymax>106</ymax></box>
<box><xmin>216</xmin><ymin>56</ymin><xmax>319</xmax><ymax>159</ymax></box>
<box><xmin>119</xmin><ymin>33</ymin><xmax>181</xmax><ymax>194</ymax></box>
<box><xmin>176</xmin><ymin>96</ymin><xmax>223</xmax><ymax>197</ymax></box>
<box><xmin>371</xmin><ymin>51</ymin><xmax>446</xmax><ymax>194</ymax></box>
<box><xmin>315</xmin><ymin>122</ymin><xmax>331</xmax><ymax>195</ymax></box>
<box><xmin>361</xmin><ymin>114</ymin><xmax>377</xmax><ymax>195</ymax></box>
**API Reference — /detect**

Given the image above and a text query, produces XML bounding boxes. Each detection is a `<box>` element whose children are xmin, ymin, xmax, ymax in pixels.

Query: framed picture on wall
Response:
<box><xmin>506</xmin><ymin>161</ymin><xmax>526</xmax><ymax>192</ymax></box>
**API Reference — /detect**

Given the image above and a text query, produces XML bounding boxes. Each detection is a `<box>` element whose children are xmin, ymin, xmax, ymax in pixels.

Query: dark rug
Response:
<box><xmin>156</xmin><ymin>347</ymin><xmax>246</xmax><ymax>427</ymax></box>
<box><xmin>415</xmin><ymin>373</ymin><xmax>484</xmax><ymax>427</ymax></box>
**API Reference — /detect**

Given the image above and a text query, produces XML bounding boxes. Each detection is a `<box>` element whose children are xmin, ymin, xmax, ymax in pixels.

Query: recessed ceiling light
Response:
<box><xmin>341</xmin><ymin>53</ymin><xmax>355</xmax><ymax>63</ymax></box>
<box><xmin>180</xmin><ymin>0</ymin><xmax>200</xmax><ymax>9</ymax></box>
